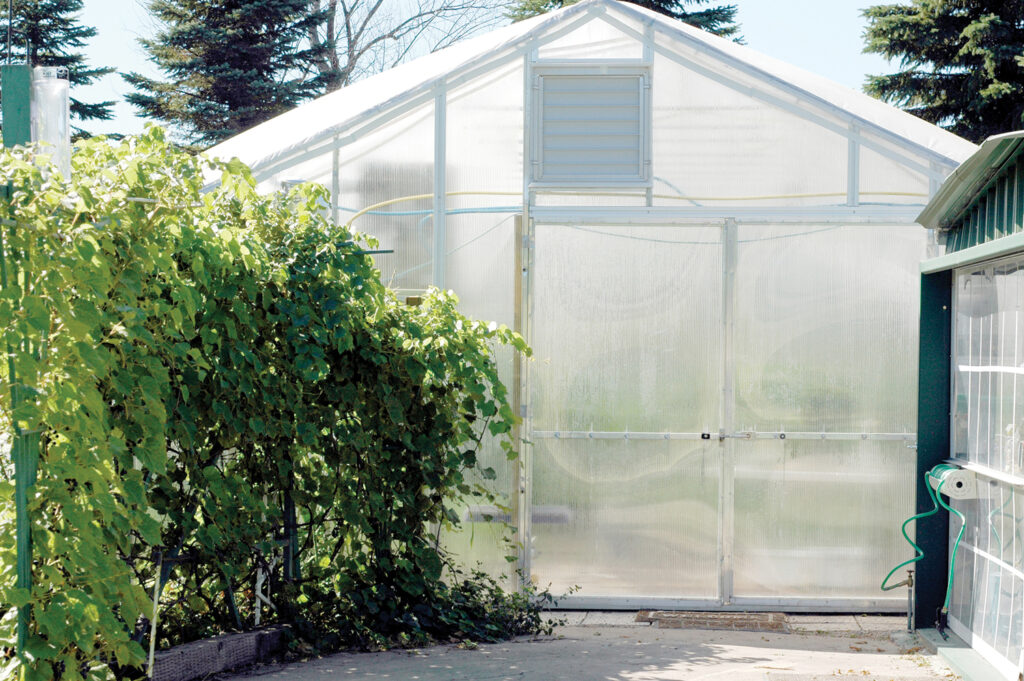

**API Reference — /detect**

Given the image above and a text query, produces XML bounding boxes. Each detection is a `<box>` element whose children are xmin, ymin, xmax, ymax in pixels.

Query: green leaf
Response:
<box><xmin>6</xmin><ymin>587</ymin><xmax>31</xmax><ymax>607</ymax></box>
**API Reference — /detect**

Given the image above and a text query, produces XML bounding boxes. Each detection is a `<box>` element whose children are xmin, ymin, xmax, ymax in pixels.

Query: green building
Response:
<box><xmin>918</xmin><ymin>131</ymin><xmax>1024</xmax><ymax>680</ymax></box>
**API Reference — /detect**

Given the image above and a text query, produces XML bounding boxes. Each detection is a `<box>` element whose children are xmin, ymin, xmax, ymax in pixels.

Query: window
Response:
<box><xmin>533</xmin><ymin>68</ymin><xmax>650</xmax><ymax>185</ymax></box>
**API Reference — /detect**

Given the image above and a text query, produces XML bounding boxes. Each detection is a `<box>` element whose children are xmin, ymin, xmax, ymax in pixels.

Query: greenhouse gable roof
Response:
<box><xmin>207</xmin><ymin>0</ymin><xmax>976</xmax><ymax>178</ymax></box>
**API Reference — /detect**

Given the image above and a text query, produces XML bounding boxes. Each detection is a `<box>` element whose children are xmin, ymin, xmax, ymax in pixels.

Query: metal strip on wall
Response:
<box><xmin>531</xmin><ymin>430</ymin><xmax>917</xmax><ymax>442</ymax></box>
<box><xmin>720</xmin><ymin>217</ymin><xmax>737</xmax><ymax>606</ymax></box>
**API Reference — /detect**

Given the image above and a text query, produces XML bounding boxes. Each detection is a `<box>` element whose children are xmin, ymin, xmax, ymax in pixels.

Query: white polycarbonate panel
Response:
<box><xmin>950</xmin><ymin>524</ymin><xmax>977</xmax><ymax>629</ymax></box>
<box><xmin>536</xmin><ymin>16</ymin><xmax>642</xmax><ymax>61</ymax></box>
<box><xmin>734</xmin><ymin>224</ymin><xmax>926</xmax><ymax>433</ymax></box>
<box><xmin>530</xmin><ymin>224</ymin><xmax>721</xmax><ymax>432</ymax></box>
<box><xmin>533</xmin><ymin>190</ymin><xmax>648</xmax><ymax>207</ymax></box>
<box><xmin>645</xmin><ymin>17</ymin><xmax>972</xmax><ymax>165</ymax></box>
<box><xmin>530</xmin><ymin>438</ymin><xmax>719</xmax><ymax>598</ymax></box>
<box><xmin>732</xmin><ymin>439</ymin><xmax>916</xmax><ymax>599</ymax></box>
<box><xmin>437</xmin><ymin>64</ymin><xmax>523</xmax><ymax>575</ymax></box>
<box><xmin>953</xmin><ymin>259</ymin><xmax>1024</xmax><ymax>475</ymax></box>
<box><xmin>336</xmin><ymin>102</ymin><xmax>435</xmax><ymax>292</ymax></box>
<box><xmin>438</xmin><ymin>215</ymin><xmax>518</xmax><ymax>582</ymax></box>
<box><xmin>650</xmin><ymin>52</ymin><xmax>849</xmax><ymax>208</ymax></box>
<box><xmin>445</xmin><ymin>213</ymin><xmax>517</xmax><ymax>323</ymax></box>
<box><xmin>859</xmin><ymin>143</ymin><xmax>931</xmax><ymax>206</ymax></box>
<box><xmin>444</xmin><ymin>210</ymin><xmax>518</xmax><ymax>573</ymax></box>
<box><xmin>441</xmin><ymin>431</ymin><xmax>518</xmax><ymax>584</ymax></box>
<box><xmin>446</xmin><ymin>60</ymin><xmax>524</xmax><ymax>201</ymax></box>
<box><xmin>268</xmin><ymin>150</ymin><xmax>335</xmax><ymax>191</ymax></box>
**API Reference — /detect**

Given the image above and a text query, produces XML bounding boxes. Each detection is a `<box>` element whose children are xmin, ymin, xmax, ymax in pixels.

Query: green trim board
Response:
<box><xmin>915</xmin><ymin>269</ymin><xmax>952</xmax><ymax>629</ymax></box>
<box><xmin>922</xmin><ymin>229</ymin><xmax>1024</xmax><ymax>274</ymax></box>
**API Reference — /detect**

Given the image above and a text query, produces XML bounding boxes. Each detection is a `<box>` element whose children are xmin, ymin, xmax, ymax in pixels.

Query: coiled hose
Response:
<box><xmin>881</xmin><ymin>464</ymin><xmax>968</xmax><ymax>629</ymax></box>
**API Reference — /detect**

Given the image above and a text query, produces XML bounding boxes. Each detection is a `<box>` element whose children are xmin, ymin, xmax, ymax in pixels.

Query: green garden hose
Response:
<box><xmin>881</xmin><ymin>464</ymin><xmax>968</xmax><ymax>619</ymax></box>
<box><xmin>927</xmin><ymin>465</ymin><xmax>967</xmax><ymax>614</ymax></box>
<box><xmin>988</xmin><ymin>492</ymin><xmax>1014</xmax><ymax>554</ymax></box>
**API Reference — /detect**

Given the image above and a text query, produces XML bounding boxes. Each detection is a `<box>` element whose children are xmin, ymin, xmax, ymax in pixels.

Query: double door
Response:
<box><xmin>524</xmin><ymin>220</ymin><xmax>923</xmax><ymax>609</ymax></box>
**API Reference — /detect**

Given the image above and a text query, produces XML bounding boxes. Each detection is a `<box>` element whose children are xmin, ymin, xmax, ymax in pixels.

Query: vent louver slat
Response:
<box><xmin>537</xmin><ymin>73</ymin><xmax>647</xmax><ymax>182</ymax></box>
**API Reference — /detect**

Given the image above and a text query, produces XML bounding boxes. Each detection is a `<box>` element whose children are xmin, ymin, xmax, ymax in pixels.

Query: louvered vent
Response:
<box><xmin>536</xmin><ymin>73</ymin><xmax>648</xmax><ymax>183</ymax></box>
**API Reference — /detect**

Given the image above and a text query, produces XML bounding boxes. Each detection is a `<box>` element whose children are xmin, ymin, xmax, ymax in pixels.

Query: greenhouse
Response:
<box><xmin>209</xmin><ymin>0</ymin><xmax>976</xmax><ymax>610</ymax></box>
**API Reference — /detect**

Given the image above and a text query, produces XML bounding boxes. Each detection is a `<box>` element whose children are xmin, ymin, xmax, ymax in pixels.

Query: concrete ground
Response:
<box><xmin>223</xmin><ymin>613</ymin><xmax>961</xmax><ymax>681</ymax></box>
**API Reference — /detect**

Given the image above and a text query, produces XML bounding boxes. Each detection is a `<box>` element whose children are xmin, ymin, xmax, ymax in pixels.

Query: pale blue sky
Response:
<box><xmin>75</xmin><ymin>0</ymin><xmax>896</xmax><ymax>137</ymax></box>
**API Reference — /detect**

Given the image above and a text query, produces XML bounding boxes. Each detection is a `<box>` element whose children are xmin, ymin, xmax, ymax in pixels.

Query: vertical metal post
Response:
<box><xmin>2</xmin><ymin>62</ymin><xmax>34</xmax><ymax>660</ymax></box>
<box><xmin>642</xmin><ymin>22</ymin><xmax>654</xmax><ymax>209</ymax></box>
<box><xmin>523</xmin><ymin>48</ymin><xmax>535</xmax><ymax>201</ymax></box>
<box><xmin>431</xmin><ymin>87</ymin><xmax>446</xmax><ymax>290</ymax></box>
<box><xmin>330</xmin><ymin>137</ymin><xmax>340</xmax><ymax>226</ymax></box>
<box><xmin>846</xmin><ymin>124</ymin><xmax>860</xmax><ymax>207</ymax></box>
<box><xmin>929</xmin><ymin>161</ymin><xmax>943</xmax><ymax>200</ymax></box>
<box><xmin>719</xmin><ymin>218</ymin><xmax>737</xmax><ymax>605</ymax></box>
<box><xmin>147</xmin><ymin>554</ymin><xmax>164</xmax><ymax>680</ymax></box>
<box><xmin>283</xmin><ymin>474</ymin><xmax>300</xmax><ymax>582</ymax></box>
<box><xmin>906</xmin><ymin>570</ymin><xmax>915</xmax><ymax>633</ymax></box>
<box><xmin>518</xmin><ymin>50</ymin><xmax>535</xmax><ymax>589</ymax></box>
<box><xmin>512</xmin><ymin>215</ymin><xmax>527</xmax><ymax>582</ymax></box>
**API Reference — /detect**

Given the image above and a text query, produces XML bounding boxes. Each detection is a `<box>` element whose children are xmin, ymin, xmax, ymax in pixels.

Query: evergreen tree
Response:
<box><xmin>125</xmin><ymin>0</ymin><xmax>327</xmax><ymax>146</ymax></box>
<box><xmin>0</xmin><ymin>0</ymin><xmax>114</xmax><ymax>131</ymax></box>
<box><xmin>863</xmin><ymin>1</ymin><xmax>1024</xmax><ymax>143</ymax></box>
<box><xmin>509</xmin><ymin>0</ymin><xmax>740</xmax><ymax>40</ymax></box>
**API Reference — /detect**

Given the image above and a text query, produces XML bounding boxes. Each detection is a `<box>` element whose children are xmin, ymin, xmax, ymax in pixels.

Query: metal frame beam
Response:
<box><xmin>551</xmin><ymin>595</ymin><xmax>906</xmax><ymax>612</ymax></box>
<box><xmin>432</xmin><ymin>87</ymin><xmax>447</xmax><ymax>288</ymax></box>
<box><xmin>719</xmin><ymin>217</ymin><xmax>737</xmax><ymax>605</ymax></box>
<box><xmin>530</xmin><ymin>205</ymin><xmax>923</xmax><ymax>224</ymax></box>
<box><xmin>847</xmin><ymin>123</ymin><xmax>860</xmax><ymax>207</ymax></box>
<box><xmin>532</xmin><ymin>430</ymin><xmax>917</xmax><ymax>442</ymax></box>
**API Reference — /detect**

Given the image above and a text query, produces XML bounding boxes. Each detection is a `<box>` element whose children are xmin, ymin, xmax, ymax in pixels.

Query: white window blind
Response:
<box><xmin>536</xmin><ymin>72</ymin><xmax>649</xmax><ymax>184</ymax></box>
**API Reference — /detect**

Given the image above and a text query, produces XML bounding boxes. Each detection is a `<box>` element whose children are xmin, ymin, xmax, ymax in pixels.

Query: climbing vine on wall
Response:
<box><xmin>0</xmin><ymin>128</ymin><xmax>531</xmax><ymax>680</ymax></box>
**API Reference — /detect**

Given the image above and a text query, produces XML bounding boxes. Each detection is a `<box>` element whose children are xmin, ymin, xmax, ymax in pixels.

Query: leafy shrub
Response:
<box><xmin>0</xmin><ymin>128</ymin><xmax>534</xmax><ymax>680</ymax></box>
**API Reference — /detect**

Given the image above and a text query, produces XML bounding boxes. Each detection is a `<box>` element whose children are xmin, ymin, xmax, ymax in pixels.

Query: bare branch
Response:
<box><xmin>306</xmin><ymin>0</ymin><xmax>507</xmax><ymax>92</ymax></box>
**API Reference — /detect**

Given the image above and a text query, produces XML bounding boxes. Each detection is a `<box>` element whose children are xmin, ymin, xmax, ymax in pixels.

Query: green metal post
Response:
<box><xmin>2</xmin><ymin>63</ymin><xmax>35</xmax><ymax>658</ymax></box>
<box><xmin>915</xmin><ymin>269</ymin><xmax>952</xmax><ymax>629</ymax></box>
<box><xmin>2</xmin><ymin>65</ymin><xmax>32</xmax><ymax>149</ymax></box>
